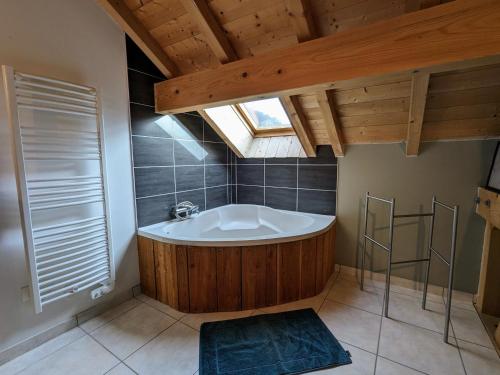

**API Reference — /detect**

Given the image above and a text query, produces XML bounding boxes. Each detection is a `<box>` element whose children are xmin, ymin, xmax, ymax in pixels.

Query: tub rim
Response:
<box><xmin>137</xmin><ymin>204</ymin><xmax>336</xmax><ymax>247</ymax></box>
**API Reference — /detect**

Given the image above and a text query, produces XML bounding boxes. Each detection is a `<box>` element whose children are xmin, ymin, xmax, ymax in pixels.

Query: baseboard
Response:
<box><xmin>0</xmin><ymin>286</ymin><xmax>135</xmax><ymax>366</ymax></box>
<box><xmin>76</xmin><ymin>287</ymin><xmax>134</xmax><ymax>326</ymax></box>
<box><xmin>0</xmin><ymin>318</ymin><xmax>77</xmax><ymax>366</ymax></box>
<box><xmin>338</xmin><ymin>264</ymin><xmax>474</xmax><ymax>300</ymax></box>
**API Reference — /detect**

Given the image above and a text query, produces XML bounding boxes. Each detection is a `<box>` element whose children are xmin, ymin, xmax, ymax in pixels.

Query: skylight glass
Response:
<box><xmin>240</xmin><ymin>98</ymin><xmax>291</xmax><ymax>130</ymax></box>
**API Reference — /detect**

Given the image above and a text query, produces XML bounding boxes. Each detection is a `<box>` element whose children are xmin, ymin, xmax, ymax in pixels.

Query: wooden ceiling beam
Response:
<box><xmin>317</xmin><ymin>91</ymin><xmax>345</xmax><ymax>157</ymax></box>
<box><xmin>281</xmin><ymin>96</ymin><xmax>316</xmax><ymax>157</ymax></box>
<box><xmin>180</xmin><ymin>0</ymin><xmax>238</xmax><ymax>63</ymax></box>
<box><xmin>406</xmin><ymin>72</ymin><xmax>431</xmax><ymax>156</ymax></box>
<box><xmin>96</xmin><ymin>0</ymin><xmax>179</xmax><ymax>78</ymax></box>
<box><xmin>155</xmin><ymin>0</ymin><xmax>500</xmax><ymax>114</ymax></box>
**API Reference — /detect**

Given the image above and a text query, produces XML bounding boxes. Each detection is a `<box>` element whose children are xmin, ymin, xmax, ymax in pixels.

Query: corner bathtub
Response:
<box><xmin>138</xmin><ymin>204</ymin><xmax>335</xmax><ymax>246</ymax></box>
<box><xmin>137</xmin><ymin>204</ymin><xmax>337</xmax><ymax>313</ymax></box>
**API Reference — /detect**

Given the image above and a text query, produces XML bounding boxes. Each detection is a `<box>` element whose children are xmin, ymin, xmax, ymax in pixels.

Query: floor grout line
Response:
<box><xmin>376</xmin><ymin>355</ymin><xmax>430</xmax><ymax>374</ymax></box>
<box><xmin>372</xmin><ymin>275</ymin><xmax>386</xmax><ymax>375</ymax></box>
<box><xmin>445</xmin><ymin>293</ymin><xmax>469</xmax><ymax>375</ymax></box>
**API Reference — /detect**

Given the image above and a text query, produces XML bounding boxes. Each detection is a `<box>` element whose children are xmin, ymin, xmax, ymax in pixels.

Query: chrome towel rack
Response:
<box><xmin>2</xmin><ymin>66</ymin><xmax>114</xmax><ymax>313</ymax></box>
<box><xmin>360</xmin><ymin>192</ymin><xmax>458</xmax><ymax>343</ymax></box>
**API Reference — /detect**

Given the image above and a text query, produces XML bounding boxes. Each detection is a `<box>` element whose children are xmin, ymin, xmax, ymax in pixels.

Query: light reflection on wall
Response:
<box><xmin>155</xmin><ymin>115</ymin><xmax>207</xmax><ymax>161</ymax></box>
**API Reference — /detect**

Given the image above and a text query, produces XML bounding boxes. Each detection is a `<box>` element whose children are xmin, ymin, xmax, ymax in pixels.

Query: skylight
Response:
<box><xmin>239</xmin><ymin>98</ymin><xmax>292</xmax><ymax>130</ymax></box>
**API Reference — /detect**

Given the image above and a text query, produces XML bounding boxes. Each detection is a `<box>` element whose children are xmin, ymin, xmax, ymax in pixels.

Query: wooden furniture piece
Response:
<box><xmin>475</xmin><ymin>187</ymin><xmax>500</xmax><ymax>348</ymax></box>
<box><xmin>136</xmin><ymin>223</ymin><xmax>336</xmax><ymax>313</ymax></box>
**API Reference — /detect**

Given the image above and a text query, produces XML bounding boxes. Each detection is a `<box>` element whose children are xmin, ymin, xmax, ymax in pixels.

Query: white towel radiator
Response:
<box><xmin>2</xmin><ymin>66</ymin><xmax>114</xmax><ymax>313</ymax></box>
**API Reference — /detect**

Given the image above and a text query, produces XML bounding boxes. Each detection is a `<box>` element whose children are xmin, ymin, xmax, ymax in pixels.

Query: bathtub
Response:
<box><xmin>136</xmin><ymin>204</ymin><xmax>337</xmax><ymax>313</ymax></box>
<box><xmin>138</xmin><ymin>204</ymin><xmax>335</xmax><ymax>246</ymax></box>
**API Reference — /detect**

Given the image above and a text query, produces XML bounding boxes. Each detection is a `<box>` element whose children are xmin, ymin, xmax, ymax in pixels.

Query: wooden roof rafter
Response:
<box><xmin>97</xmin><ymin>0</ymin><xmax>179</xmax><ymax>78</ymax></box>
<box><xmin>155</xmin><ymin>0</ymin><xmax>500</xmax><ymax>113</ymax></box>
<box><xmin>406</xmin><ymin>72</ymin><xmax>430</xmax><ymax>156</ymax></box>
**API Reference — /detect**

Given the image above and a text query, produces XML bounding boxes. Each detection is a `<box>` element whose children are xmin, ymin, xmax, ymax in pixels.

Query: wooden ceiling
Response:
<box><xmin>99</xmin><ymin>0</ymin><xmax>500</xmax><ymax>157</ymax></box>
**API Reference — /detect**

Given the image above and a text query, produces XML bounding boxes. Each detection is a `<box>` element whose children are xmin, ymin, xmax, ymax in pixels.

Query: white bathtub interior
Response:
<box><xmin>138</xmin><ymin>204</ymin><xmax>335</xmax><ymax>246</ymax></box>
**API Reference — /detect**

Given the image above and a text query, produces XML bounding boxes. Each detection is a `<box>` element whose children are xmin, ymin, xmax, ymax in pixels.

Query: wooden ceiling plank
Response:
<box><xmin>317</xmin><ymin>90</ymin><xmax>345</xmax><ymax>157</ymax></box>
<box><xmin>180</xmin><ymin>0</ymin><xmax>238</xmax><ymax>63</ymax></box>
<box><xmin>281</xmin><ymin>96</ymin><xmax>316</xmax><ymax>157</ymax></box>
<box><xmin>284</xmin><ymin>0</ymin><xmax>317</xmax><ymax>42</ymax></box>
<box><xmin>406</xmin><ymin>72</ymin><xmax>430</xmax><ymax>156</ymax></box>
<box><xmin>155</xmin><ymin>0</ymin><xmax>500</xmax><ymax>114</ymax></box>
<box><xmin>97</xmin><ymin>0</ymin><xmax>180</xmax><ymax>78</ymax></box>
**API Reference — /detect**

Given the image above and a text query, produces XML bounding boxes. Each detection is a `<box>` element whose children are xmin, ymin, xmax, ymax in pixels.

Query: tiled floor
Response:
<box><xmin>1</xmin><ymin>266</ymin><xmax>499</xmax><ymax>375</ymax></box>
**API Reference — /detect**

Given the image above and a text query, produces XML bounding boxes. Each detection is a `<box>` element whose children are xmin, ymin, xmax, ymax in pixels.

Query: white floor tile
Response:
<box><xmin>379</xmin><ymin>318</ymin><xmax>465</xmax><ymax>375</ymax></box>
<box><xmin>0</xmin><ymin>328</ymin><xmax>85</xmax><ymax>375</ymax></box>
<box><xmin>451</xmin><ymin>307</ymin><xmax>494</xmax><ymax>348</ymax></box>
<box><xmin>319</xmin><ymin>300</ymin><xmax>381</xmax><ymax>354</ymax></box>
<box><xmin>457</xmin><ymin>339</ymin><xmax>500</xmax><ymax>375</ymax></box>
<box><xmin>125</xmin><ymin>322</ymin><xmax>199</xmax><ymax>375</ymax></box>
<box><xmin>135</xmin><ymin>294</ymin><xmax>186</xmax><ymax>320</ymax></box>
<box><xmin>106</xmin><ymin>363</ymin><xmax>136</xmax><ymax>375</ymax></box>
<box><xmin>375</xmin><ymin>357</ymin><xmax>424</xmax><ymax>374</ymax></box>
<box><xmin>80</xmin><ymin>298</ymin><xmax>142</xmax><ymax>333</ymax></box>
<box><xmin>327</xmin><ymin>277</ymin><xmax>384</xmax><ymax>315</ymax></box>
<box><xmin>91</xmin><ymin>303</ymin><xmax>175</xmax><ymax>359</ymax></box>
<box><xmin>180</xmin><ymin>309</ymin><xmax>254</xmax><ymax>331</ymax></box>
<box><xmin>18</xmin><ymin>335</ymin><xmax>118</xmax><ymax>375</ymax></box>
<box><xmin>312</xmin><ymin>342</ymin><xmax>376</xmax><ymax>374</ymax></box>
<box><xmin>386</xmin><ymin>291</ymin><xmax>447</xmax><ymax>334</ymax></box>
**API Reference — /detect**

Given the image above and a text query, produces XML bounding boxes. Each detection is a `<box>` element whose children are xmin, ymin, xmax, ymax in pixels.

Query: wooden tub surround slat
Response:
<box><xmin>137</xmin><ymin>223</ymin><xmax>336</xmax><ymax>313</ymax></box>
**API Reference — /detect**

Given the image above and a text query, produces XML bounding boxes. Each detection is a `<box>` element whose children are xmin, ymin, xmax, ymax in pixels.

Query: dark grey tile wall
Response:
<box><xmin>229</xmin><ymin>146</ymin><xmax>337</xmax><ymax>215</ymax></box>
<box><xmin>126</xmin><ymin>37</ymin><xmax>336</xmax><ymax>224</ymax></box>
<box><xmin>127</xmin><ymin>38</ymin><xmax>230</xmax><ymax>227</ymax></box>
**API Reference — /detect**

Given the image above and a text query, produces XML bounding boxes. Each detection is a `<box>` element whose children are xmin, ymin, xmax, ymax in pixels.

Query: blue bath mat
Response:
<box><xmin>199</xmin><ymin>308</ymin><xmax>352</xmax><ymax>375</ymax></box>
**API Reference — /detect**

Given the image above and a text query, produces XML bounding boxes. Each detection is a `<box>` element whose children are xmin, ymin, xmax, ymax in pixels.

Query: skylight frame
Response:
<box><xmin>232</xmin><ymin>98</ymin><xmax>295</xmax><ymax>137</ymax></box>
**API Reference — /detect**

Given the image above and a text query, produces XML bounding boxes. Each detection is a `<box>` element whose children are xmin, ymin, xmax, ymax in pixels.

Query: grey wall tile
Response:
<box><xmin>126</xmin><ymin>36</ymin><xmax>165</xmax><ymax>78</ymax></box>
<box><xmin>173</xmin><ymin>113</ymin><xmax>203</xmax><ymax>141</ymax></box>
<box><xmin>299</xmin><ymin>145</ymin><xmax>337</xmax><ymax>165</ymax></box>
<box><xmin>203</xmin><ymin>120</ymin><xmax>224</xmax><ymax>142</ymax></box>
<box><xmin>128</xmin><ymin>69</ymin><xmax>162</xmax><ymax>106</ymax></box>
<box><xmin>130</xmin><ymin>103</ymin><xmax>170</xmax><ymax>138</ymax></box>
<box><xmin>174</xmin><ymin>140</ymin><xmax>204</xmax><ymax>165</ymax></box>
<box><xmin>265</xmin><ymin>165</ymin><xmax>297</xmax><ymax>188</ymax></box>
<box><xmin>206</xmin><ymin>164</ymin><xmax>228</xmax><ymax>187</ymax></box>
<box><xmin>175</xmin><ymin>166</ymin><xmax>204</xmax><ymax>191</ymax></box>
<box><xmin>132</xmin><ymin>136</ymin><xmax>173</xmax><ymax>167</ymax></box>
<box><xmin>265</xmin><ymin>187</ymin><xmax>297</xmax><ymax>211</ymax></box>
<box><xmin>134</xmin><ymin>167</ymin><xmax>175</xmax><ymax>198</ymax></box>
<box><xmin>206</xmin><ymin>186</ymin><xmax>228</xmax><ymax>209</ymax></box>
<box><xmin>237</xmin><ymin>185</ymin><xmax>264</xmax><ymax>205</ymax></box>
<box><xmin>237</xmin><ymin>164</ymin><xmax>264</xmax><ymax>186</ymax></box>
<box><xmin>298</xmin><ymin>189</ymin><xmax>336</xmax><ymax>215</ymax></box>
<box><xmin>298</xmin><ymin>165</ymin><xmax>337</xmax><ymax>190</ymax></box>
<box><xmin>237</xmin><ymin>158</ymin><xmax>264</xmax><ymax>165</ymax></box>
<box><xmin>136</xmin><ymin>194</ymin><xmax>176</xmax><ymax>227</ymax></box>
<box><xmin>265</xmin><ymin>158</ymin><xmax>298</xmax><ymax>165</ymax></box>
<box><xmin>204</xmin><ymin>142</ymin><xmax>227</xmax><ymax>165</ymax></box>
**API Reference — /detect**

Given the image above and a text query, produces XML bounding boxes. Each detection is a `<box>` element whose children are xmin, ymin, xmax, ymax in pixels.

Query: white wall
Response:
<box><xmin>336</xmin><ymin>141</ymin><xmax>496</xmax><ymax>293</ymax></box>
<box><xmin>0</xmin><ymin>0</ymin><xmax>138</xmax><ymax>353</ymax></box>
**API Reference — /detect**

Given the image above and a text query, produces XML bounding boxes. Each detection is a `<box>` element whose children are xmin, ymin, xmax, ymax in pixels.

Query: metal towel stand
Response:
<box><xmin>360</xmin><ymin>192</ymin><xmax>459</xmax><ymax>343</ymax></box>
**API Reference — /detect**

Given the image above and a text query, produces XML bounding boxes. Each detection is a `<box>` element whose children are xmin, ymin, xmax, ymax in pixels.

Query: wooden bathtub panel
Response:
<box><xmin>188</xmin><ymin>246</ymin><xmax>217</xmax><ymax>313</ymax></box>
<box><xmin>300</xmin><ymin>237</ymin><xmax>317</xmax><ymax>299</ymax></box>
<box><xmin>137</xmin><ymin>236</ymin><xmax>156</xmax><ymax>298</ymax></box>
<box><xmin>277</xmin><ymin>241</ymin><xmax>302</xmax><ymax>304</ymax></box>
<box><xmin>216</xmin><ymin>247</ymin><xmax>242</xmax><ymax>311</ymax></box>
<box><xmin>175</xmin><ymin>245</ymin><xmax>190</xmax><ymax>312</ymax></box>
<box><xmin>242</xmin><ymin>245</ymin><xmax>277</xmax><ymax>309</ymax></box>
<box><xmin>137</xmin><ymin>222</ymin><xmax>337</xmax><ymax>313</ymax></box>
<box><xmin>154</xmin><ymin>241</ymin><xmax>178</xmax><ymax>309</ymax></box>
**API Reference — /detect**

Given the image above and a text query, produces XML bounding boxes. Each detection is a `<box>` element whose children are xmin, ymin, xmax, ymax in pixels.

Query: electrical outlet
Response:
<box><xmin>21</xmin><ymin>285</ymin><xmax>31</xmax><ymax>302</ymax></box>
